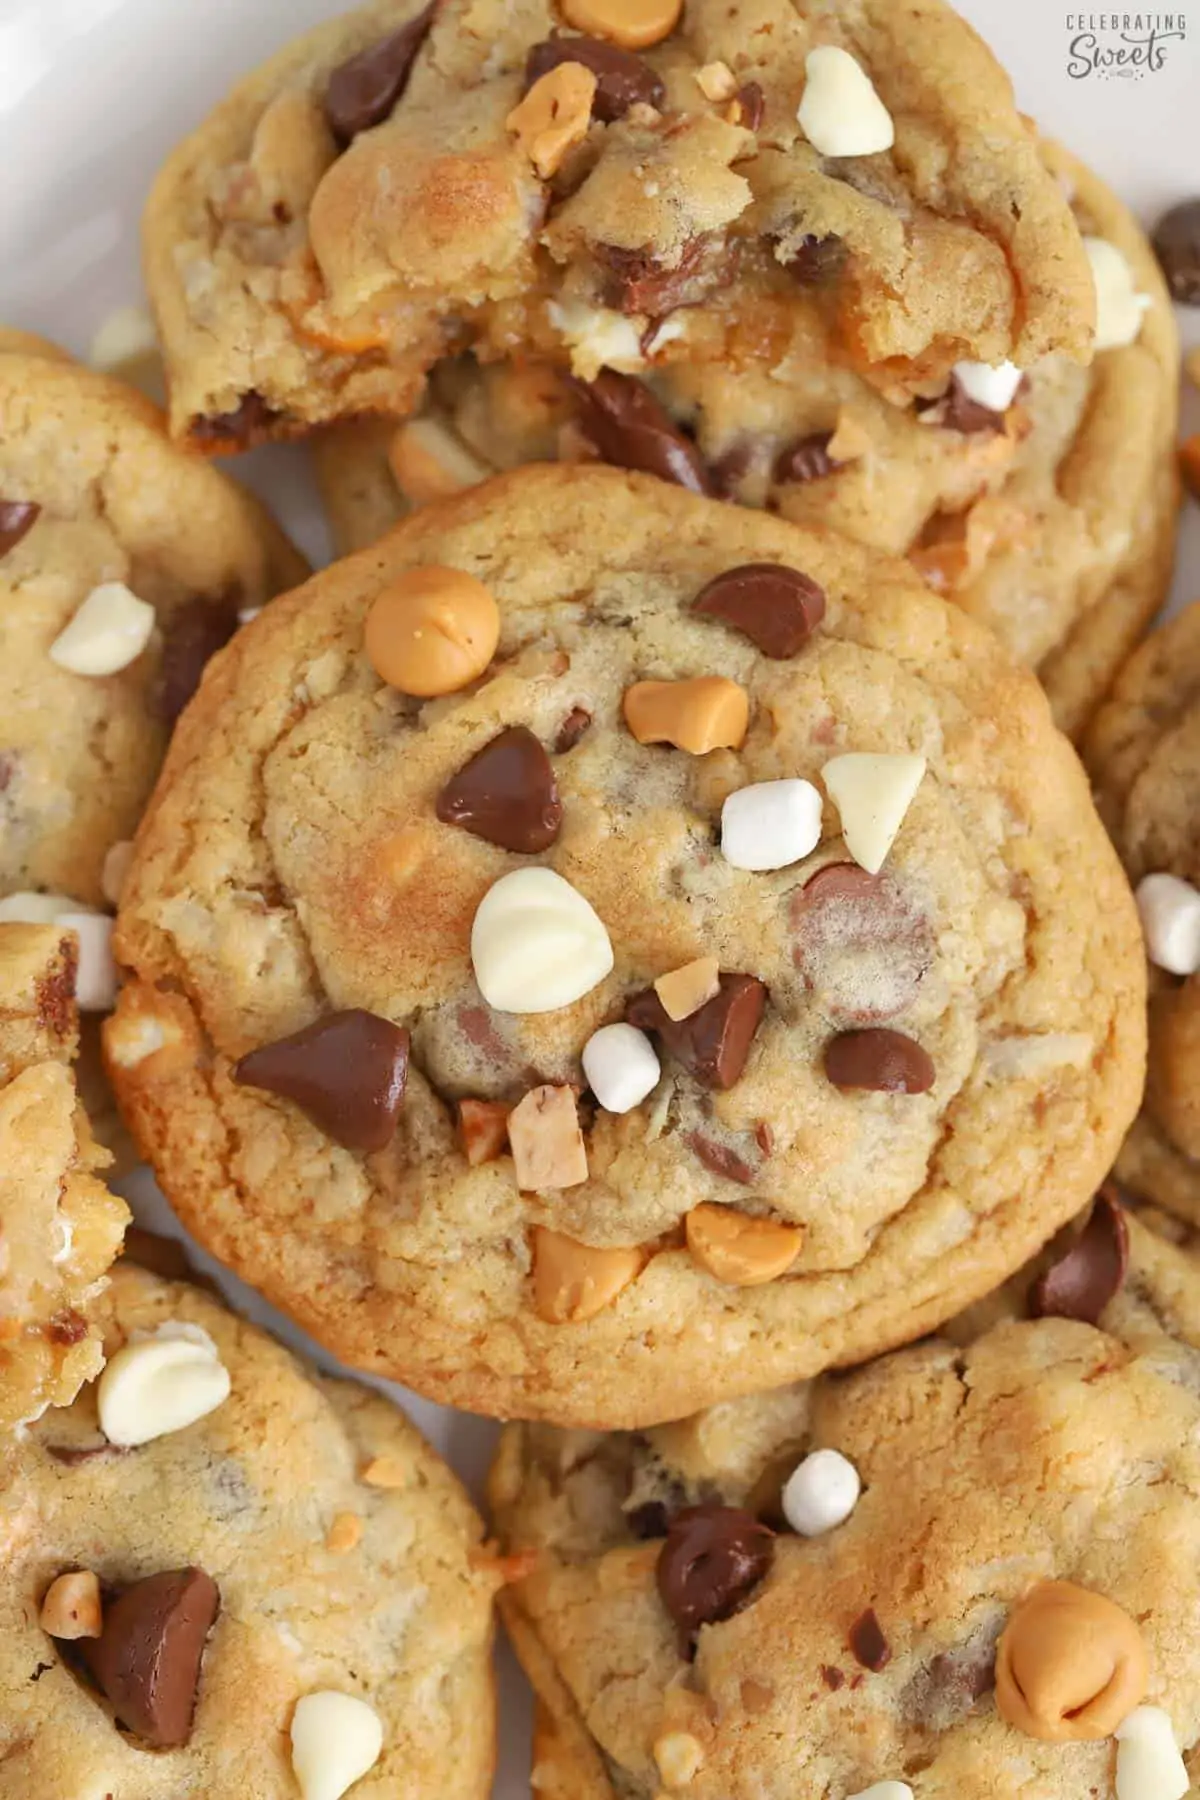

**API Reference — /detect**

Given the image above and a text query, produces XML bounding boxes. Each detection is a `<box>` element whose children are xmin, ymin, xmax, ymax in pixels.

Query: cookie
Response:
<box><xmin>314</xmin><ymin>144</ymin><xmax>1178</xmax><ymax>740</ymax></box>
<box><xmin>1087</xmin><ymin>602</ymin><xmax>1200</xmax><ymax>1228</ymax></box>
<box><xmin>491</xmin><ymin>1198</ymin><xmax>1200</xmax><ymax>1799</ymax></box>
<box><xmin>0</xmin><ymin>922</ymin><xmax>128</xmax><ymax>1430</ymax></box>
<box><xmin>144</xmin><ymin>0</ymin><xmax>1094</xmax><ymax>451</ymax></box>
<box><xmin>0</xmin><ymin>1257</ymin><xmax>499</xmax><ymax>1799</ymax></box>
<box><xmin>0</xmin><ymin>339</ymin><xmax>307</xmax><ymax>911</ymax></box>
<box><xmin>103</xmin><ymin>466</ymin><xmax>1144</xmax><ymax>1427</ymax></box>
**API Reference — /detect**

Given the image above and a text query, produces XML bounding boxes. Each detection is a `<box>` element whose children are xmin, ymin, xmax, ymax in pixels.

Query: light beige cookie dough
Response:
<box><xmin>492</xmin><ymin>1202</ymin><xmax>1200</xmax><ymax>1799</ymax></box>
<box><xmin>0</xmin><ymin>1258</ymin><xmax>500</xmax><ymax>1799</ymax></box>
<box><xmin>314</xmin><ymin>144</ymin><xmax>1177</xmax><ymax>740</ymax></box>
<box><xmin>0</xmin><ymin>337</ymin><xmax>306</xmax><ymax>910</ymax></box>
<box><xmin>0</xmin><ymin>922</ymin><xmax>128</xmax><ymax>1431</ymax></box>
<box><xmin>103</xmin><ymin>467</ymin><xmax>1143</xmax><ymax>1427</ymax></box>
<box><xmin>144</xmin><ymin>0</ymin><xmax>1094</xmax><ymax>450</ymax></box>
<box><xmin>1088</xmin><ymin>601</ymin><xmax>1200</xmax><ymax>1227</ymax></box>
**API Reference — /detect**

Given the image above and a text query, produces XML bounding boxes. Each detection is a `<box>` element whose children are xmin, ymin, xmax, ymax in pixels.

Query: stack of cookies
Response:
<box><xmin>3</xmin><ymin>2</ymin><xmax>1200</xmax><ymax>1796</ymax></box>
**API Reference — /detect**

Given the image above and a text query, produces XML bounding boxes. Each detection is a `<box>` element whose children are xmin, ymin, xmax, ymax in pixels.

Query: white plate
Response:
<box><xmin>0</xmin><ymin>4</ymin><xmax>1197</xmax><ymax>1793</ymax></box>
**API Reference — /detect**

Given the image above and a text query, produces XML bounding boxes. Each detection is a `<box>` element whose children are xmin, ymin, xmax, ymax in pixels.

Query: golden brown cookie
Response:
<box><xmin>144</xmin><ymin>0</ymin><xmax>1094</xmax><ymax>451</ymax></box>
<box><xmin>103</xmin><ymin>467</ymin><xmax>1144</xmax><ymax>1427</ymax></box>
<box><xmin>0</xmin><ymin>339</ymin><xmax>306</xmax><ymax>910</ymax></box>
<box><xmin>314</xmin><ymin>144</ymin><xmax>1177</xmax><ymax>740</ymax></box>
<box><xmin>491</xmin><ymin>1200</ymin><xmax>1200</xmax><ymax>1798</ymax></box>
<box><xmin>1087</xmin><ymin>602</ymin><xmax>1200</xmax><ymax>1227</ymax></box>
<box><xmin>0</xmin><ymin>1259</ymin><xmax>499</xmax><ymax>1799</ymax></box>
<box><xmin>0</xmin><ymin>922</ymin><xmax>128</xmax><ymax>1430</ymax></box>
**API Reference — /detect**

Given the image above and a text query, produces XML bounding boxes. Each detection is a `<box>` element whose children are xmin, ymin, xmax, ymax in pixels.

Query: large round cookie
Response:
<box><xmin>144</xmin><ymin>0</ymin><xmax>1094</xmax><ymax>450</ymax></box>
<box><xmin>105</xmin><ymin>467</ymin><xmax>1144</xmax><ymax>1427</ymax></box>
<box><xmin>1087</xmin><ymin>602</ymin><xmax>1200</xmax><ymax>1227</ymax></box>
<box><xmin>0</xmin><ymin>922</ymin><xmax>128</xmax><ymax>1430</ymax></box>
<box><xmin>0</xmin><ymin>1257</ymin><xmax>499</xmax><ymax>1800</ymax></box>
<box><xmin>314</xmin><ymin>144</ymin><xmax>1178</xmax><ymax>740</ymax></box>
<box><xmin>0</xmin><ymin>338</ymin><xmax>306</xmax><ymax>909</ymax></box>
<box><xmin>491</xmin><ymin>1200</ymin><xmax>1200</xmax><ymax>1799</ymax></box>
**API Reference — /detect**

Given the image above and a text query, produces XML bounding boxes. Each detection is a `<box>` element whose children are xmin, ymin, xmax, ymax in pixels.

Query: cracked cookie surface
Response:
<box><xmin>0</xmin><ymin>339</ymin><xmax>306</xmax><ymax>909</ymax></box>
<box><xmin>144</xmin><ymin>0</ymin><xmax>1094</xmax><ymax>449</ymax></box>
<box><xmin>1088</xmin><ymin>602</ymin><xmax>1200</xmax><ymax>1227</ymax></box>
<box><xmin>0</xmin><ymin>922</ymin><xmax>127</xmax><ymax>1430</ymax></box>
<box><xmin>0</xmin><ymin>1259</ymin><xmax>498</xmax><ymax>1800</ymax></box>
<box><xmin>104</xmin><ymin>468</ymin><xmax>1143</xmax><ymax>1426</ymax></box>
<box><xmin>314</xmin><ymin>144</ymin><xmax>1177</xmax><ymax>741</ymax></box>
<box><xmin>491</xmin><ymin>1205</ymin><xmax>1200</xmax><ymax>1799</ymax></box>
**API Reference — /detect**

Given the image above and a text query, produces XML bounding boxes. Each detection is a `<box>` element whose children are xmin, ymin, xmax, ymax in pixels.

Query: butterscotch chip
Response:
<box><xmin>360</xmin><ymin>1455</ymin><xmax>411</xmax><ymax>1490</ymax></box>
<box><xmin>685</xmin><ymin>1203</ymin><xmax>803</xmax><ymax>1286</ymax></box>
<box><xmin>388</xmin><ymin>416</ymin><xmax>492</xmax><ymax>504</ymax></box>
<box><xmin>1179</xmin><ymin>434</ymin><xmax>1200</xmax><ymax>503</ymax></box>
<box><xmin>39</xmin><ymin>1569</ymin><xmax>102</xmax><ymax>1640</ymax></box>
<box><xmin>995</xmin><ymin>1580</ymin><xmax>1148</xmax><ymax>1741</ymax></box>
<box><xmin>558</xmin><ymin>0</ymin><xmax>682</xmax><ymax>52</ymax></box>
<box><xmin>623</xmin><ymin>677</ymin><xmax>749</xmax><ymax>755</ymax></box>
<box><xmin>532</xmin><ymin>1228</ymin><xmax>643</xmax><ymax>1323</ymax></box>
<box><xmin>364</xmin><ymin>567</ymin><xmax>500</xmax><ymax>697</ymax></box>
<box><xmin>506</xmin><ymin>64</ymin><xmax>598</xmax><ymax>180</ymax></box>
<box><xmin>325</xmin><ymin>1512</ymin><xmax>363</xmax><ymax>1554</ymax></box>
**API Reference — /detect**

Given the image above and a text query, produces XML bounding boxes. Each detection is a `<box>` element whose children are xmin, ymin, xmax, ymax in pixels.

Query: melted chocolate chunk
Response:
<box><xmin>0</xmin><ymin>500</ymin><xmax>40</xmax><ymax>558</ymax></box>
<box><xmin>688</xmin><ymin>1132</ymin><xmax>756</xmax><ymax>1185</ymax></box>
<box><xmin>627</xmin><ymin>973</ymin><xmax>766</xmax><ymax>1090</ymax></box>
<box><xmin>921</xmin><ymin>377</ymin><xmax>1006</xmax><ymax>436</ymax></box>
<box><xmin>1152</xmin><ymin>198</ymin><xmax>1200</xmax><ymax>303</ymax></box>
<box><xmin>774</xmin><ymin>430</ymin><xmax>840</xmax><ymax>485</ymax></box>
<box><xmin>848</xmin><ymin>1607</ymin><xmax>891</xmax><ymax>1672</ymax></box>
<box><xmin>436</xmin><ymin>726</ymin><xmax>563</xmax><ymax>853</ymax></box>
<box><xmin>572</xmin><ymin>371</ymin><xmax>712</xmax><ymax>495</ymax></box>
<box><xmin>782</xmin><ymin>234</ymin><xmax>849</xmax><ymax>287</ymax></box>
<box><xmin>188</xmin><ymin>391</ymin><xmax>281</xmax><ymax>448</ymax></box>
<box><xmin>75</xmin><ymin>1568</ymin><xmax>219</xmax><ymax>1748</ymax></box>
<box><xmin>824</xmin><ymin>1028</ymin><xmax>935</xmax><ymax>1095</ymax></box>
<box><xmin>731</xmin><ymin>81</ymin><xmax>764</xmax><ymax>131</ymax></box>
<box><xmin>525</xmin><ymin>35</ymin><xmax>665</xmax><ymax>123</ymax></box>
<box><xmin>554</xmin><ymin>707</ymin><xmax>592</xmax><ymax>752</ymax></box>
<box><xmin>597</xmin><ymin>235</ymin><xmax>732</xmax><ymax>318</ymax></box>
<box><xmin>48</xmin><ymin>1310</ymin><xmax>88</xmax><ymax>1345</ymax></box>
<box><xmin>657</xmin><ymin>1505</ymin><xmax>773</xmax><ymax>1647</ymax></box>
<box><xmin>1030</xmin><ymin>1187</ymin><xmax>1129</xmax><ymax>1325</ymax></box>
<box><xmin>693</xmin><ymin>563</ymin><xmax>826</xmax><ymax>658</ymax></box>
<box><xmin>234</xmin><ymin>1009</ymin><xmax>410</xmax><ymax>1152</ymax></box>
<box><xmin>324</xmin><ymin>2</ymin><xmax>437</xmax><ymax>143</ymax></box>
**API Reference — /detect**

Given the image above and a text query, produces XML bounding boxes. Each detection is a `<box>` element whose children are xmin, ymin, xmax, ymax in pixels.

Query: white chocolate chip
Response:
<box><xmin>39</xmin><ymin>1569</ymin><xmax>103</xmax><ymax>1640</ymax></box>
<box><xmin>547</xmin><ymin>299</ymin><xmax>645</xmax><ymax>378</ymax></box>
<box><xmin>1085</xmin><ymin>237</ymin><xmax>1151</xmax><ymax>351</ymax></box>
<box><xmin>952</xmin><ymin>359</ymin><xmax>1022</xmax><ymax>412</ymax></box>
<box><xmin>97</xmin><ymin>1323</ymin><xmax>231</xmax><ymax>1447</ymax></box>
<box><xmin>0</xmin><ymin>891</ymin><xmax>74</xmax><ymax>923</ymax></box>
<box><xmin>49</xmin><ymin>581</ymin><xmax>155</xmax><ymax>677</ymax></box>
<box><xmin>1115</xmin><ymin>1706</ymin><xmax>1189</xmax><ymax>1800</ymax></box>
<box><xmin>721</xmin><ymin>779</ymin><xmax>823</xmax><ymax>872</ymax></box>
<box><xmin>981</xmin><ymin>1032</ymin><xmax>1093</xmax><ymax>1080</ymax></box>
<box><xmin>582</xmin><ymin>1023</ymin><xmax>661</xmax><ymax>1114</ymax></box>
<box><xmin>1136</xmin><ymin>873</ymin><xmax>1200</xmax><ymax>975</ymax></box>
<box><xmin>470</xmin><ymin>868</ymin><xmax>614</xmax><ymax>1013</ymax></box>
<box><xmin>88</xmin><ymin>303</ymin><xmax>158</xmax><ymax>374</ymax></box>
<box><xmin>290</xmin><ymin>1692</ymin><xmax>384</xmax><ymax>1800</ymax></box>
<box><xmin>100</xmin><ymin>840</ymin><xmax>135</xmax><ymax>908</ymax></box>
<box><xmin>237</xmin><ymin>605</ymin><xmax>262</xmax><ymax>626</ymax></box>
<box><xmin>848</xmin><ymin>1785</ymin><xmax>913</xmax><ymax>1800</ymax></box>
<box><xmin>653</xmin><ymin>1732</ymin><xmax>704</xmax><ymax>1786</ymax></box>
<box><xmin>57</xmin><ymin>912</ymin><xmax>117</xmax><ymax>1012</ymax></box>
<box><xmin>105</xmin><ymin>1010</ymin><xmax>168</xmax><ymax>1068</ymax></box>
<box><xmin>388</xmin><ymin>414</ymin><xmax>493</xmax><ymax>504</ymax></box>
<box><xmin>822</xmin><ymin>753</ymin><xmax>926</xmax><ymax>875</ymax></box>
<box><xmin>781</xmin><ymin>1448</ymin><xmax>861</xmax><ymax>1536</ymax></box>
<box><xmin>797</xmin><ymin>47</ymin><xmax>895</xmax><ymax>158</ymax></box>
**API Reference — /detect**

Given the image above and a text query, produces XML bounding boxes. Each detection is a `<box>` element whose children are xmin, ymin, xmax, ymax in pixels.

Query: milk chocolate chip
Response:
<box><xmin>849</xmin><ymin>1607</ymin><xmax>891</xmax><ymax>1672</ymax></box>
<box><xmin>234</xmin><ymin>1009</ymin><xmax>410</xmax><ymax>1151</ymax></box>
<box><xmin>1152</xmin><ymin>198</ymin><xmax>1200</xmax><ymax>303</ymax></box>
<box><xmin>159</xmin><ymin>594</ymin><xmax>241</xmax><ymax>724</ymax></box>
<box><xmin>189</xmin><ymin>390</ymin><xmax>281</xmax><ymax>449</ymax></box>
<box><xmin>325</xmin><ymin>2</ymin><xmax>437</xmax><ymax>143</ymax></box>
<box><xmin>657</xmin><ymin>1505</ymin><xmax>773</xmax><ymax>1645</ymax></box>
<box><xmin>436</xmin><ymin>726</ymin><xmax>563</xmax><ymax>853</ymax></box>
<box><xmin>554</xmin><ymin>707</ymin><xmax>592</xmax><ymax>752</ymax></box>
<box><xmin>525</xmin><ymin>35</ymin><xmax>665</xmax><ymax>123</ymax></box>
<box><xmin>730</xmin><ymin>81</ymin><xmax>764</xmax><ymax>130</ymax></box>
<box><xmin>572</xmin><ymin>372</ymin><xmax>712</xmax><ymax>494</ymax></box>
<box><xmin>77</xmin><ymin>1568</ymin><xmax>219</xmax><ymax>1748</ymax></box>
<box><xmin>774</xmin><ymin>430</ymin><xmax>840</xmax><ymax>485</ymax></box>
<box><xmin>627</xmin><ymin>973</ymin><xmax>766</xmax><ymax>1090</ymax></box>
<box><xmin>824</xmin><ymin>1028</ymin><xmax>935</xmax><ymax>1094</ymax></box>
<box><xmin>792</xmin><ymin>863</ymin><xmax>932</xmax><ymax>1024</ymax></box>
<box><xmin>597</xmin><ymin>235</ymin><xmax>729</xmax><ymax>316</ymax></box>
<box><xmin>0</xmin><ymin>500</ymin><xmax>40</xmax><ymax>557</ymax></box>
<box><xmin>783</xmin><ymin>233</ymin><xmax>849</xmax><ymax>287</ymax></box>
<box><xmin>922</xmin><ymin>377</ymin><xmax>1005</xmax><ymax>436</ymax></box>
<box><xmin>692</xmin><ymin>563</ymin><xmax>826</xmax><ymax>659</ymax></box>
<box><xmin>1030</xmin><ymin>1187</ymin><xmax>1129</xmax><ymax>1325</ymax></box>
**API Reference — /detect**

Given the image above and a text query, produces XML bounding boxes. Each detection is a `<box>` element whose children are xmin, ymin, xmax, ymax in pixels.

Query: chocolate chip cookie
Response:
<box><xmin>1087</xmin><ymin>602</ymin><xmax>1200</xmax><ymax>1229</ymax></box>
<box><xmin>0</xmin><ymin>922</ymin><xmax>128</xmax><ymax>1430</ymax></box>
<box><xmin>0</xmin><ymin>337</ymin><xmax>306</xmax><ymax>910</ymax></box>
<box><xmin>103</xmin><ymin>466</ymin><xmax>1144</xmax><ymax>1427</ymax></box>
<box><xmin>491</xmin><ymin>1198</ymin><xmax>1200</xmax><ymax>1798</ymax></box>
<box><xmin>314</xmin><ymin>143</ymin><xmax>1177</xmax><ymax>740</ymax></box>
<box><xmin>145</xmin><ymin>0</ymin><xmax>1095</xmax><ymax>451</ymax></box>
<box><xmin>0</xmin><ymin>1257</ymin><xmax>500</xmax><ymax>1800</ymax></box>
